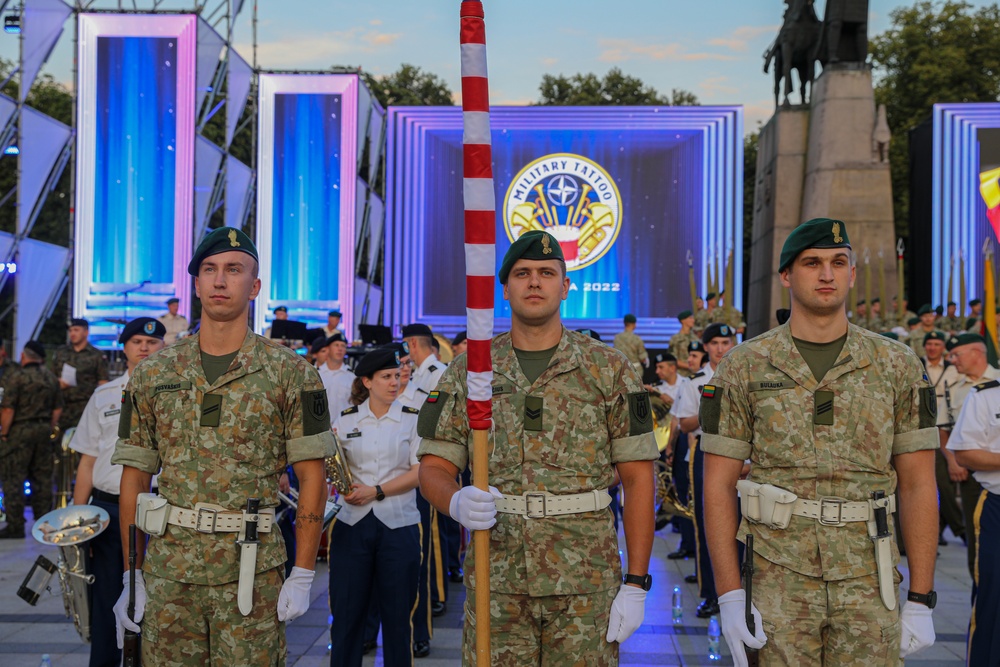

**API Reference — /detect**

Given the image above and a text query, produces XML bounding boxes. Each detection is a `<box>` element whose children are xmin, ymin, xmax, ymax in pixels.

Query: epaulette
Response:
<box><xmin>340</xmin><ymin>406</ymin><xmax>359</xmax><ymax>415</ymax></box>
<box><xmin>428</xmin><ymin>365</ymin><xmax>438</xmax><ymax>373</ymax></box>
<box><xmin>417</xmin><ymin>388</ymin><xmax>429</xmax><ymax>394</ymax></box>
<box><xmin>974</xmin><ymin>380</ymin><xmax>1000</xmax><ymax>392</ymax></box>
<box><xmin>402</xmin><ymin>406</ymin><xmax>420</xmax><ymax>415</ymax></box>
<box><xmin>691</xmin><ymin>371</ymin><xmax>706</xmax><ymax>379</ymax></box>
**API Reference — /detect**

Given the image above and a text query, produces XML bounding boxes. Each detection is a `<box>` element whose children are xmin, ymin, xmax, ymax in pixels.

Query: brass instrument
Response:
<box><xmin>325</xmin><ymin>431</ymin><xmax>355</xmax><ymax>496</ymax></box>
<box><xmin>26</xmin><ymin>505</ymin><xmax>110</xmax><ymax>642</ymax></box>
<box><xmin>651</xmin><ymin>399</ymin><xmax>693</xmax><ymax>525</ymax></box>
<box><xmin>54</xmin><ymin>427</ymin><xmax>76</xmax><ymax>509</ymax></box>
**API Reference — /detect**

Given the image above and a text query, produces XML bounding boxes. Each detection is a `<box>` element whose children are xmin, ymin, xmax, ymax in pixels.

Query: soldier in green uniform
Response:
<box><xmin>701</xmin><ymin>218</ymin><xmax>940</xmax><ymax>665</ymax></box>
<box><xmin>695</xmin><ymin>293</ymin><xmax>719</xmax><ymax>334</ymax></box>
<box><xmin>112</xmin><ymin>227</ymin><xmax>335</xmax><ymax>666</ymax></box>
<box><xmin>669</xmin><ymin>311</ymin><xmax>699</xmax><ymax>377</ymax></box>
<box><xmin>416</xmin><ymin>230</ymin><xmax>658</xmax><ymax>666</ymax></box>
<box><xmin>50</xmin><ymin>318</ymin><xmax>109</xmax><ymax>431</ymax></box>
<box><xmin>965</xmin><ymin>298</ymin><xmax>983</xmax><ymax>333</ymax></box>
<box><xmin>939</xmin><ymin>302</ymin><xmax>961</xmax><ymax>335</ymax></box>
<box><xmin>0</xmin><ymin>341</ymin><xmax>63</xmax><ymax>538</ymax></box>
<box><xmin>851</xmin><ymin>299</ymin><xmax>867</xmax><ymax>328</ymax></box>
<box><xmin>865</xmin><ymin>297</ymin><xmax>884</xmax><ymax>332</ymax></box>
<box><xmin>907</xmin><ymin>305</ymin><xmax>938</xmax><ymax>355</ymax></box>
<box><xmin>613</xmin><ymin>314</ymin><xmax>649</xmax><ymax>375</ymax></box>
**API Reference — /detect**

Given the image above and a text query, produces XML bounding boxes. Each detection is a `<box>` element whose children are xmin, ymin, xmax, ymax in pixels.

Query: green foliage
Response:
<box><xmin>871</xmin><ymin>1</ymin><xmax>1000</xmax><ymax>240</ymax></box>
<box><xmin>742</xmin><ymin>130</ymin><xmax>759</xmax><ymax>311</ymax></box>
<box><xmin>536</xmin><ymin>68</ymin><xmax>698</xmax><ymax>106</ymax></box>
<box><xmin>361</xmin><ymin>64</ymin><xmax>454</xmax><ymax>108</ymax></box>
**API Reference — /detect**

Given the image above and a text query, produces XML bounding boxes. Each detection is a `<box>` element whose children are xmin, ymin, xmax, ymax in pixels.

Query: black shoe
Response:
<box><xmin>431</xmin><ymin>601</ymin><xmax>447</xmax><ymax>617</ymax></box>
<box><xmin>448</xmin><ymin>569</ymin><xmax>463</xmax><ymax>583</ymax></box>
<box><xmin>0</xmin><ymin>526</ymin><xmax>25</xmax><ymax>539</ymax></box>
<box><xmin>696</xmin><ymin>598</ymin><xmax>719</xmax><ymax>618</ymax></box>
<box><xmin>684</xmin><ymin>574</ymin><xmax>698</xmax><ymax>584</ymax></box>
<box><xmin>362</xmin><ymin>640</ymin><xmax>377</xmax><ymax>655</ymax></box>
<box><xmin>667</xmin><ymin>547</ymin><xmax>694</xmax><ymax>560</ymax></box>
<box><xmin>413</xmin><ymin>641</ymin><xmax>430</xmax><ymax>658</ymax></box>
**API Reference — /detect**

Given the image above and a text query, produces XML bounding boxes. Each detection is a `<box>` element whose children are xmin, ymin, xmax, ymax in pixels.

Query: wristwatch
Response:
<box><xmin>623</xmin><ymin>573</ymin><xmax>652</xmax><ymax>591</ymax></box>
<box><xmin>375</xmin><ymin>485</ymin><xmax>385</xmax><ymax>502</ymax></box>
<box><xmin>907</xmin><ymin>590</ymin><xmax>937</xmax><ymax>609</ymax></box>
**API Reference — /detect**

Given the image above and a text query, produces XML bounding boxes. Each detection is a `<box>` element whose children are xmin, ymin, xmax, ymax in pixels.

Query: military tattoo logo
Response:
<box><xmin>503</xmin><ymin>153</ymin><xmax>622</xmax><ymax>271</ymax></box>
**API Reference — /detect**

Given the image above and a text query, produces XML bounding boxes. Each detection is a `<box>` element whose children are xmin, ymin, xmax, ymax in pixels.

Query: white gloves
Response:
<box><xmin>718</xmin><ymin>589</ymin><xmax>767</xmax><ymax>667</ymax></box>
<box><xmin>606</xmin><ymin>584</ymin><xmax>647</xmax><ymax>643</ymax></box>
<box><xmin>899</xmin><ymin>600</ymin><xmax>935</xmax><ymax>658</ymax></box>
<box><xmin>449</xmin><ymin>485</ymin><xmax>502</xmax><ymax>531</ymax></box>
<box><xmin>277</xmin><ymin>566</ymin><xmax>315</xmax><ymax>622</ymax></box>
<box><xmin>113</xmin><ymin>571</ymin><xmax>146</xmax><ymax>649</ymax></box>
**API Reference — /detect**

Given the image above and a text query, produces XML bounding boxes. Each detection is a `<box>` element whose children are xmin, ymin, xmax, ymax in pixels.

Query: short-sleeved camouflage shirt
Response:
<box><xmin>112</xmin><ymin>329</ymin><xmax>335</xmax><ymax>585</ymax></box>
<box><xmin>416</xmin><ymin>328</ymin><xmax>658</xmax><ymax>597</ymax></box>
<box><xmin>700</xmin><ymin>323</ymin><xmax>937</xmax><ymax>581</ymax></box>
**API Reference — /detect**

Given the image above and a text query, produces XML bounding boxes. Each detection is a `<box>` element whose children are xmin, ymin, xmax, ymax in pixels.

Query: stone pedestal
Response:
<box><xmin>748</xmin><ymin>67</ymin><xmax>896</xmax><ymax>334</ymax></box>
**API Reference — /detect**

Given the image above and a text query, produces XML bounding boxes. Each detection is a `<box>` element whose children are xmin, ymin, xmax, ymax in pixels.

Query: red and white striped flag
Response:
<box><xmin>460</xmin><ymin>0</ymin><xmax>494</xmax><ymax>430</ymax></box>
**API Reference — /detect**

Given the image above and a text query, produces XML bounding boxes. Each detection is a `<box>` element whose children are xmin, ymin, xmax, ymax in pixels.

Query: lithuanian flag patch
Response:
<box><xmin>702</xmin><ymin>385</ymin><xmax>718</xmax><ymax>399</ymax></box>
<box><xmin>426</xmin><ymin>390</ymin><xmax>440</xmax><ymax>404</ymax></box>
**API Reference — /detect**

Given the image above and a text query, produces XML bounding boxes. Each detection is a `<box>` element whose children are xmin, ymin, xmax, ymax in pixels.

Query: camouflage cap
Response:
<box><xmin>354</xmin><ymin>346</ymin><xmax>400</xmax><ymax>377</ymax></box>
<box><xmin>947</xmin><ymin>332</ymin><xmax>986</xmax><ymax>351</ymax></box>
<box><xmin>499</xmin><ymin>230</ymin><xmax>565</xmax><ymax>284</ymax></box>
<box><xmin>187</xmin><ymin>227</ymin><xmax>258</xmax><ymax>276</ymax></box>
<box><xmin>677</xmin><ymin>310</ymin><xmax>693</xmax><ymax>321</ymax></box>
<box><xmin>779</xmin><ymin>217</ymin><xmax>851</xmax><ymax>272</ymax></box>
<box><xmin>923</xmin><ymin>330</ymin><xmax>947</xmax><ymax>344</ymax></box>
<box><xmin>118</xmin><ymin>317</ymin><xmax>166</xmax><ymax>344</ymax></box>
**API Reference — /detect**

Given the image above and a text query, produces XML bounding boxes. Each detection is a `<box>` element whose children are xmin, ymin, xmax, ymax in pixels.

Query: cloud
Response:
<box><xmin>540</xmin><ymin>57</ymin><xmax>558</xmax><ymax>67</ymax></box>
<box><xmin>369</xmin><ymin>19</ymin><xmax>383</xmax><ymax>26</ymax></box>
<box><xmin>699</xmin><ymin>76</ymin><xmax>739</xmax><ymax>97</ymax></box>
<box><xmin>597</xmin><ymin>38</ymin><xmax>738</xmax><ymax>63</ymax></box>
<box><xmin>237</xmin><ymin>27</ymin><xmax>401</xmax><ymax>68</ymax></box>
<box><xmin>743</xmin><ymin>99</ymin><xmax>776</xmax><ymax>132</ymax></box>
<box><xmin>708</xmin><ymin>25</ymin><xmax>780</xmax><ymax>53</ymax></box>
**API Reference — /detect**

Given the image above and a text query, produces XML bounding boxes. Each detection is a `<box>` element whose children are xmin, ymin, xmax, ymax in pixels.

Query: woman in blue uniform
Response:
<box><xmin>329</xmin><ymin>347</ymin><xmax>421</xmax><ymax>667</ymax></box>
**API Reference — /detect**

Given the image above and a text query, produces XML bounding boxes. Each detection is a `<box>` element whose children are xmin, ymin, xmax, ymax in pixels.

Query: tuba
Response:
<box><xmin>651</xmin><ymin>397</ymin><xmax>693</xmax><ymax>525</ymax></box>
<box><xmin>325</xmin><ymin>430</ymin><xmax>355</xmax><ymax>496</ymax></box>
<box><xmin>54</xmin><ymin>427</ymin><xmax>76</xmax><ymax>509</ymax></box>
<box><xmin>23</xmin><ymin>505</ymin><xmax>110</xmax><ymax>642</ymax></box>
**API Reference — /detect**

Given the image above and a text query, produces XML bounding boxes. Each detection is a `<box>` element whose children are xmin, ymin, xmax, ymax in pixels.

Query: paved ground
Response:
<box><xmin>0</xmin><ymin>510</ymin><xmax>972</xmax><ymax>666</ymax></box>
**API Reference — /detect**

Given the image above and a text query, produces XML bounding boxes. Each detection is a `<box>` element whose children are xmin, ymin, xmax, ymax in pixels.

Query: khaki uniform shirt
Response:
<box><xmin>700</xmin><ymin>324</ymin><xmax>938</xmax><ymax>580</ymax></box>
<box><xmin>157</xmin><ymin>312</ymin><xmax>190</xmax><ymax>345</ymax></box>
<box><xmin>941</xmin><ymin>365</ymin><xmax>1000</xmax><ymax>430</ymax></box>
<box><xmin>112</xmin><ymin>329</ymin><xmax>335</xmax><ymax>585</ymax></box>
<box><xmin>416</xmin><ymin>328</ymin><xmax>657</xmax><ymax>597</ymax></box>
<box><xmin>908</xmin><ymin>327</ymin><xmax>936</xmax><ymax>355</ymax></box>
<box><xmin>612</xmin><ymin>330</ymin><xmax>647</xmax><ymax>366</ymax></box>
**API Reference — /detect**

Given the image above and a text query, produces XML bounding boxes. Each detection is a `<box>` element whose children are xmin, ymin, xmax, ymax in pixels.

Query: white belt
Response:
<box><xmin>167</xmin><ymin>503</ymin><xmax>274</xmax><ymax>534</ymax></box>
<box><xmin>494</xmin><ymin>490</ymin><xmax>612</xmax><ymax>519</ymax></box>
<box><xmin>791</xmin><ymin>495</ymin><xmax>896</xmax><ymax>527</ymax></box>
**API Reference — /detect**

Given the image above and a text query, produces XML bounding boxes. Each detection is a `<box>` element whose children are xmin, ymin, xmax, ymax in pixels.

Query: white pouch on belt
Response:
<box><xmin>135</xmin><ymin>493</ymin><xmax>170</xmax><ymax>536</ymax></box>
<box><xmin>757</xmin><ymin>484</ymin><xmax>798</xmax><ymax>529</ymax></box>
<box><xmin>736</xmin><ymin>479</ymin><xmax>762</xmax><ymax>522</ymax></box>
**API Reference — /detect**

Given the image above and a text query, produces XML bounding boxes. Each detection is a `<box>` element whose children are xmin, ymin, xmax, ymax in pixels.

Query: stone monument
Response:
<box><xmin>748</xmin><ymin>0</ymin><xmax>895</xmax><ymax>333</ymax></box>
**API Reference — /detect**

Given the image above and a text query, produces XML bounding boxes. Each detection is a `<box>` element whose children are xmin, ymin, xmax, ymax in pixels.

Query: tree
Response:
<box><xmin>870</xmin><ymin>1</ymin><xmax>1000</xmax><ymax>240</ymax></box>
<box><xmin>361</xmin><ymin>64</ymin><xmax>454</xmax><ymax>108</ymax></box>
<box><xmin>536</xmin><ymin>68</ymin><xmax>698</xmax><ymax>106</ymax></box>
<box><xmin>742</xmin><ymin>130</ymin><xmax>759</xmax><ymax>314</ymax></box>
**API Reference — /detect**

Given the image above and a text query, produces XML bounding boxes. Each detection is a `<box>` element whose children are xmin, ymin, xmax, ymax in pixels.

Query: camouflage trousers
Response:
<box><xmin>142</xmin><ymin>568</ymin><xmax>285</xmax><ymax>666</ymax></box>
<box><xmin>754</xmin><ymin>557</ymin><xmax>901</xmax><ymax>666</ymax></box>
<box><xmin>0</xmin><ymin>421</ymin><xmax>54</xmax><ymax>530</ymax></box>
<box><xmin>462</xmin><ymin>587</ymin><xmax>618</xmax><ymax>667</ymax></box>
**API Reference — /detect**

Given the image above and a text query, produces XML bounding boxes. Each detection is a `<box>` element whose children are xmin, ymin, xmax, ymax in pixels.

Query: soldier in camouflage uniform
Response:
<box><xmin>0</xmin><ymin>341</ymin><xmax>63</xmax><ymax>538</ymax></box>
<box><xmin>865</xmin><ymin>297</ymin><xmax>884</xmax><ymax>332</ymax></box>
<box><xmin>938</xmin><ymin>302</ymin><xmax>962</xmax><ymax>335</ymax></box>
<box><xmin>417</xmin><ymin>230</ymin><xmax>658</xmax><ymax>666</ymax></box>
<box><xmin>694</xmin><ymin>293</ymin><xmax>719</xmax><ymax>334</ymax></box>
<box><xmin>965</xmin><ymin>298</ymin><xmax>983</xmax><ymax>333</ymax></box>
<box><xmin>613</xmin><ymin>314</ymin><xmax>648</xmax><ymax>375</ymax></box>
<box><xmin>50</xmin><ymin>318</ymin><xmax>109</xmax><ymax>431</ymax></box>
<box><xmin>701</xmin><ymin>218</ymin><xmax>940</xmax><ymax>666</ymax></box>
<box><xmin>669</xmin><ymin>310</ymin><xmax>699</xmax><ymax>377</ymax></box>
<box><xmin>907</xmin><ymin>305</ymin><xmax>938</xmax><ymax>355</ymax></box>
<box><xmin>112</xmin><ymin>227</ymin><xmax>335</xmax><ymax>666</ymax></box>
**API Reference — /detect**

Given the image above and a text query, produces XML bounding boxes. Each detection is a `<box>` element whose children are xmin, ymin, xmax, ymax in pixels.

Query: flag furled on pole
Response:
<box><xmin>980</xmin><ymin>166</ymin><xmax>1000</xmax><ymax>241</ymax></box>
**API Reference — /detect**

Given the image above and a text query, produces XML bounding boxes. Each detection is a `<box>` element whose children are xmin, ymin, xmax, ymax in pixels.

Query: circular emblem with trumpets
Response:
<box><xmin>503</xmin><ymin>153</ymin><xmax>622</xmax><ymax>271</ymax></box>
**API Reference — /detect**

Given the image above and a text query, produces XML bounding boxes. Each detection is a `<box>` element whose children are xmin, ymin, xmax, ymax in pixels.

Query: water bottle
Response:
<box><xmin>39</xmin><ymin>655</ymin><xmax>52</xmax><ymax>667</ymax></box>
<box><xmin>672</xmin><ymin>586</ymin><xmax>683</xmax><ymax>624</ymax></box>
<box><xmin>707</xmin><ymin>615</ymin><xmax>721</xmax><ymax>661</ymax></box>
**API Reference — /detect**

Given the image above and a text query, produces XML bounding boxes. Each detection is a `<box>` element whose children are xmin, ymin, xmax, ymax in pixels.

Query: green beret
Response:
<box><xmin>499</xmin><ymin>230</ymin><xmax>565</xmax><ymax>284</ymax></box>
<box><xmin>871</xmin><ymin>297</ymin><xmax>880</xmax><ymax>304</ymax></box>
<box><xmin>935</xmin><ymin>305</ymin><xmax>944</xmax><ymax>315</ymax></box>
<box><xmin>187</xmin><ymin>227</ymin><xmax>258</xmax><ymax>276</ymax></box>
<box><xmin>880</xmin><ymin>332</ymin><xmax>899</xmax><ymax>341</ymax></box>
<box><xmin>624</xmin><ymin>314</ymin><xmax>637</xmax><ymax>324</ymax></box>
<box><xmin>677</xmin><ymin>310</ymin><xmax>693</xmax><ymax>321</ymax></box>
<box><xmin>907</xmin><ymin>317</ymin><xmax>920</xmax><ymax>326</ymax></box>
<box><xmin>917</xmin><ymin>304</ymin><xmax>933</xmax><ymax>316</ymax></box>
<box><xmin>778</xmin><ymin>218</ymin><xmax>851</xmax><ymax>272</ymax></box>
<box><xmin>947</xmin><ymin>332</ymin><xmax>986</xmax><ymax>351</ymax></box>
<box><xmin>705</xmin><ymin>292</ymin><xmax>717</xmax><ymax>301</ymax></box>
<box><xmin>923</xmin><ymin>330</ymin><xmax>947</xmax><ymax>343</ymax></box>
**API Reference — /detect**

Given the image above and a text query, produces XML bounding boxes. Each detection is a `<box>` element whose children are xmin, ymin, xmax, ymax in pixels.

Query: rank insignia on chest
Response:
<box><xmin>702</xmin><ymin>385</ymin><xmax>717</xmax><ymax>399</ymax></box>
<box><xmin>426</xmin><ymin>391</ymin><xmax>440</xmax><ymax>404</ymax></box>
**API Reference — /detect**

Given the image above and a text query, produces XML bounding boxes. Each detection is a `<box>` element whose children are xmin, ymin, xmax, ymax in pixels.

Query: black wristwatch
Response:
<box><xmin>375</xmin><ymin>485</ymin><xmax>385</xmax><ymax>502</ymax></box>
<box><xmin>624</xmin><ymin>573</ymin><xmax>652</xmax><ymax>591</ymax></box>
<box><xmin>907</xmin><ymin>590</ymin><xmax>937</xmax><ymax>609</ymax></box>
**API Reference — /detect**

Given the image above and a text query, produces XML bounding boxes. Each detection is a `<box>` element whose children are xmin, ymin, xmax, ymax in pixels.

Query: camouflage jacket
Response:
<box><xmin>907</xmin><ymin>328</ymin><xmax>936</xmax><ymax>356</ymax></box>
<box><xmin>416</xmin><ymin>328</ymin><xmax>657</xmax><ymax>596</ymax></box>
<box><xmin>700</xmin><ymin>323</ymin><xmax>937</xmax><ymax>580</ymax></box>
<box><xmin>694</xmin><ymin>308</ymin><xmax>717</xmax><ymax>332</ymax></box>
<box><xmin>112</xmin><ymin>329</ymin><xmax>335</xmax><ymax>585</ymax></box>
<box><xmin>50</xmin><ymin>343</ymin><xmax>109</xmax><ymax>420</ymax></box>
<box><xmin>612</xmin><ymin>330</ymin><xmax>647</xmax><ymax>365</ymax></box>
<box><xmin>0</xmin><ymin>363</ymin><xmax>63</xmax><ymax>422</ymax></box>
<box><xmin>668</xmin><ymin>330</ymin><xmax>698</xmax><ymax>365</ymax></box>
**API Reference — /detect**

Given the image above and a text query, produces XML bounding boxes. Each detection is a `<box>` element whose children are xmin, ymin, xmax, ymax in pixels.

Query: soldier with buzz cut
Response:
<box><xmin>0</xmin><ymin>340</ymin><xmax>64</xmax><ymax>538</ymax></box>
<box><xmin>112</xmin><ymin>227</ymin><xmax>335</xmax><ymax>665</ymax></box>
<box><xmin>417</xmin><ymin>229</ymin><xmax>658</xmax><ymax>666</ymax></box>
<box><xmin>702</xmin><ymin>218</ymin><xmax>939</xmax><ymax>666</ymax></box>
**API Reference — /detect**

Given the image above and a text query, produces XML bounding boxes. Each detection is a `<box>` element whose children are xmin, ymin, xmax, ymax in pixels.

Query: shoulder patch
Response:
<box><xmin>402</xmin><ymin>406</ymin><xmax>420</xmax><ymax>415</ymax></box>
<box><xmin>417</xmin><ymin>390</ymin><xmax>450</xmax><ymax>439</ymax></box>
<box><xmin>700</xmin><ymin>383</ymin><xmax>722</xmax><ymax>434</ymax></box>
<box><xmin>340</xmin><ymin>405</ymin><xmax>359</xmax><ymax>416</ymax></box>
<box><xmin>975</xmin><ymin>380</ymin><xmax>1000</xmax><ymax>392</ymax></box>
<box><xmin>302</xmin><ymin>389</ymin><xmax>330</xmax><ymax>436</ymax></box>
<box><xmin>627</xmin><ymin>391</ymin><xmax>653</xmax><ymax>436</ymax></box>
<box><xmin>428</xmin><ymin>365</ymin><xmax>439</xmax><ymax>373</ymax></box>
<box><xmin>918</xmin><ymin>386</ymin><xmax>938</xmax><ymax>429</ymax></box>
<box><xmin>118</xmin><ymin>390</ymin><xmax>133</xmax><ymax>439</ymax></box>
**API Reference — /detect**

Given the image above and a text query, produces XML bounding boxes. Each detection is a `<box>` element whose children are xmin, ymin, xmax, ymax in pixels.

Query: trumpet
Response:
<box><xmin>325</xmin><ymin>431</ymin><xmax>355</xmax><ymax>496</ymax></box>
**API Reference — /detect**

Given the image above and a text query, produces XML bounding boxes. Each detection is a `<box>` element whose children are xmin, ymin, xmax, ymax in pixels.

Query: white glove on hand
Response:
<box><xmin>605</xmin><ymin>584</ymin><xmax>647</xmax><ymax>643</ymax></box>
<box><xmin>899</xmin><ymin>600</ymin><xmax>935</xmax><ymax>658</ymax></box>
<box><xmin>718</xmin><ymin>589</ymin><xmax>767</xmax><ymax>667</ymax></box>
<box><xmin>113</xmin><ymin>570</ymin><xmax>146</xmax><ymax>649</ymax></box>
<box><xmin>277</xmin><ymin>566</ymin><xmax>315</xmax><ymax>622</ymax></box>
<box><xmin>449</xmin><ymin>485</ymin><xmax>502</xmax><ymax>531</ymax></box>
